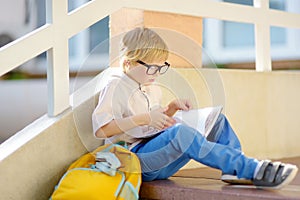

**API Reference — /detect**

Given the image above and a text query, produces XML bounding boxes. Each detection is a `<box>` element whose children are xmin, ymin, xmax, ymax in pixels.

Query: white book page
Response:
<box><xmin>173</xmin><ymin>106</ymin><xmax>223</xmax><ymax>137</ymax></box>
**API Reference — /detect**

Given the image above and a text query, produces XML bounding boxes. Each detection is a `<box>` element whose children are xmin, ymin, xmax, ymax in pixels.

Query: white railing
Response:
<box><xmin>0</xmin><ymin>0</ymin><xmax>300</xmax><ymax>117</ymax></box>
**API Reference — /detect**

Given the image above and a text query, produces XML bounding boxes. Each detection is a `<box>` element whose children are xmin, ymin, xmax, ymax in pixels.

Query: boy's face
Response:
<box><xmin>126</xmin><ymin>59</ymin><xmax>169</xmax><ymax>85</ymax></box>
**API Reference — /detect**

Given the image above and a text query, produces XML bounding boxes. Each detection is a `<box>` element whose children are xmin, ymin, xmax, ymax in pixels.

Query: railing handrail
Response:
<box><xmin>0</xmin><ymin>0</ymin><xmax>300</xmax><ymax>117</ymax></box>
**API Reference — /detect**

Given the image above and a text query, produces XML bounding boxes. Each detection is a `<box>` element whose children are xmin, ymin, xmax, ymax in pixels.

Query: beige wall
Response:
<box><xmin>0</xmin><ymin>111</ymin><xmax>87</xmax><ymax>200</ymax></box>
<box><xmin>143</xmin><ymin>10</ymin><xmax>202</xmax><ymax>68</ymax></box>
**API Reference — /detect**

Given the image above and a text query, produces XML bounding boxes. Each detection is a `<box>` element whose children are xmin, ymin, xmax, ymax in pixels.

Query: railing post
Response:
<box><xmin>254</xmin><ymin>0</ymin><xmax>272</xmax><ymax>72</ymax></box>
<box><xmin>46</xmin><ymin>0</ymin><xmax>70</xmax><ymax>116</ymax></box>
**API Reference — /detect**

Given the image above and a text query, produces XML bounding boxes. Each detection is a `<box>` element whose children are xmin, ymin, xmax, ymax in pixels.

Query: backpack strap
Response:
<box><xmin>91</xmin><ymin>150</ymin><xmax>121</xmax><ymax>176</ymax></box>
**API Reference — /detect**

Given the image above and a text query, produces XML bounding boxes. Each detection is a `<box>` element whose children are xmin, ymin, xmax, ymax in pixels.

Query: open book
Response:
<box><xmin>132</xmin><ymin>106</ymin><xmax>223</xmax><ymax>138</ymax></box>
<box><xmin>173</xmin><ymin>106</ymin><xmax>223</xmax><ymax>137</ymax></box>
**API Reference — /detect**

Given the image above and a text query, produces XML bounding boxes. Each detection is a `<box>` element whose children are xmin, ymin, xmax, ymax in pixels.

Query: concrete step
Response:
<box><xmin>140</xmin><ymin>157</ymin><xmax>300</xmax><ymax>200</ymax></box>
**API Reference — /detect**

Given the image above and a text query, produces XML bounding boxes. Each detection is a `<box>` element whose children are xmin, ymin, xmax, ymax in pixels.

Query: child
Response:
<box><xmin>92</xmin><ymin>27</ymin><xmax>298</xmax><ymax>189</ymax></box>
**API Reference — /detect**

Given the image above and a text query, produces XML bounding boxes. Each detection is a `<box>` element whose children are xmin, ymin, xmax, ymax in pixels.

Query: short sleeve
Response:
<box><xmin>92</xmin><ymin>81</ymin><xmax>123</xmax><ymax>136</ymax></box>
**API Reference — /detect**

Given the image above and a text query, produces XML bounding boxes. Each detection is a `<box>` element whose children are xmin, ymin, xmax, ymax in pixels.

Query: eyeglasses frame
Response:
<box><xmin>137</xmin><ymin>60</ymin><xmax>170</xmax><ymax>75</ymax></box>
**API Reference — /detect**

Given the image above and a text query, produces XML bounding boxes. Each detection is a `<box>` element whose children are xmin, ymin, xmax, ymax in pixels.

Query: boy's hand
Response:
<box><xmin>171</xmin><ymin>99</ymin><xmax>192</xmax><ymax>111</ymax></box>
<box><xmin>147</xmin><ymin>107</ymin><xmax>176</xmax><ymax>130</ymax></box>
<box><xmin>165</xmin><ymin>99</ymin><xmax>193</xmax><ymax>116</ymax></box>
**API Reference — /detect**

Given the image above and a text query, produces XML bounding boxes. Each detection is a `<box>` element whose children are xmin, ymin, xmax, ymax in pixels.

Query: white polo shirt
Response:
<box><xmin>92</xmin><ymin>69</ymin><xmax>162</xmax><ymax>149</ymax></box>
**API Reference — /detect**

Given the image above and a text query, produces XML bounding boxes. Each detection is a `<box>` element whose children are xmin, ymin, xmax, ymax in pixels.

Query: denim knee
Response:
<box><xmin>171</xmin><ymin>123</ymin><xmax>198</xmax><ymax>138</ymax></box>
<box><xmin>167</xmin><ymin>123</ymin><xmax>200</xmax><ymax>154</ymax></box>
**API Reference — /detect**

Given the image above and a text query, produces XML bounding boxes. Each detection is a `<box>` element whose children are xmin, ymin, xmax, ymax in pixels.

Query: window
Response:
<box><xmin>203</xmin><ymin>0</ymin><xmax>300</xmax><ymax>69</ymax></box>
<box><xmin>68</xmin><ymin>16</ymin><xmax>109</xmax><ymax>73</ymax></box>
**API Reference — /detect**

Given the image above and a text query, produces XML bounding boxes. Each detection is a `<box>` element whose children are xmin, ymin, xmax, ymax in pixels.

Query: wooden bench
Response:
<box><xmin>140</xmin><ymin>157</ymin><xmax>300</xmax><ymax>200</ymax></box>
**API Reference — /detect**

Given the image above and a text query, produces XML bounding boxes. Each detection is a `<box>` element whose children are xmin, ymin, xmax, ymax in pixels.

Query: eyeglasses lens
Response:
<box><xmin>147</xmin><ymin>66</ymin><xmax>158</xmax><ymax>75</ymax></box>
<box><xmin>159</xmin><ymin>65</ymin><xmax>169</xmax><ymax>74</ymax></box>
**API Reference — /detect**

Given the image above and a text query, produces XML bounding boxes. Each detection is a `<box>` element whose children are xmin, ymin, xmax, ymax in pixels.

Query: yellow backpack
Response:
<box><xmin>50</xmin><ymin>144</ymin><xmax>141</xmax><ymax>200</ymax></box>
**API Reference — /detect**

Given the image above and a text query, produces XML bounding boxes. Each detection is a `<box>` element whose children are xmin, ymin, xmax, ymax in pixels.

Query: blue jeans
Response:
<box><xmin>131</xmin><ymin>114</ymin><xmax>259</xmax><ymax>181</ymax></box>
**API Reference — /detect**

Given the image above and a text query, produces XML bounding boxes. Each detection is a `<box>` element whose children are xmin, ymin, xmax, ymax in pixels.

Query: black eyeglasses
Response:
<box><xmin>137</xmin><ymin>60</ymin><xmax>170</xmax><ymax>75</ymax></box>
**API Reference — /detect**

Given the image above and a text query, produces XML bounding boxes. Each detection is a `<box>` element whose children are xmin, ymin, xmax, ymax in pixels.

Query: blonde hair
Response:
<box><xmin>120</xmin><ymin>27</ymin><xmax>169</xmax><ymax>69</ymax></box>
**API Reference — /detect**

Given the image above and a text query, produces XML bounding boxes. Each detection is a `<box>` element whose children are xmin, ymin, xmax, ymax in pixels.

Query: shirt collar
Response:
<box><xmin>112</xmin><ymin>71</ymin><xmax>141</xmax><ymax>90</ymax></box>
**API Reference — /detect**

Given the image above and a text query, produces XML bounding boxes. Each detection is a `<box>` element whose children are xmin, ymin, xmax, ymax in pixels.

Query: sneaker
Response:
<box><xmin>221</xmin><ymin>174</ymin><xmax>253</xmax><ymax>185</ymax></box>
<box><xmin>253</xmin><ymin>160</ymin><xmax>298</xmax><ymax>189</ymax></box>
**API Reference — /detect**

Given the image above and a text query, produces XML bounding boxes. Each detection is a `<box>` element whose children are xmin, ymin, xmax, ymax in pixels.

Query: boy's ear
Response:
<box><xmin>122</xmin><ymin>59</ymin><xmax>131</xmax><ymax>71</ymax></box>
<box><xmin>122</xmin><ymin>59</ymin><xmax>129</xmax><ymax>66</ymax></box>
<box><xmin>125</xmin><ymin>60</ymin><xmax>131</xmax><ymax>66</ymax></box>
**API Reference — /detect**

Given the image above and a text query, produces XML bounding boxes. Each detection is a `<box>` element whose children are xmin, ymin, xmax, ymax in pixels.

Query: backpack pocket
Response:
<box><xmin>51</xmin><ymin>168</ymin><xmax>125</xmax><ymax>200</ymax></box>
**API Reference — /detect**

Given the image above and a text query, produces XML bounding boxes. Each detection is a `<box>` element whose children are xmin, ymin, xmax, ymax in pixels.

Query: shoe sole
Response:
<box><xmin>221</xmin><ymin>174</ymin><xmax>253</xmax><ymax>185</ymax></box>
<box><xmin>255</xmin><ymin>165</ymin><xmax>298</xmax><ymax>190</ymax></box>
<box><xmin>222</xmin><ymin>179</ymin><xmax>253</xmax><ymax>185</ymax></box>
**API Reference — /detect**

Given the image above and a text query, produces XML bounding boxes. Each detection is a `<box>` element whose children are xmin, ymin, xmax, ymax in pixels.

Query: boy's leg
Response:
<box><xmin>132</xmin><ymin>123</ymin><xmax>258</xmax><ymax>181</ymax></box>
<box><xmin>138</xmin><ymin>153</ymin><xmax>190</xmax><ymax>181</ymax></box>
<box><xmin>207</xmin><ymin>114</ymin><xmax>247</xmax><ymax>183</ymax></box>
<box><xmin>207</xmin><ymin>114</ymin><xmax>241</xmax><ymax>150</ymax></box>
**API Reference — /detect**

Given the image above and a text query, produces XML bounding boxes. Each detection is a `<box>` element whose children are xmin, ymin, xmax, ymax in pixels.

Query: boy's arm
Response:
<box><xmin>95</xmin><ymin>107</ymin><xmax>176</xmax><ymax>138</ymax></box>
<box><xmin>95</xmin><ymin>113</ymin><xmax>150</xmax><ymax>138</ymax></box>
